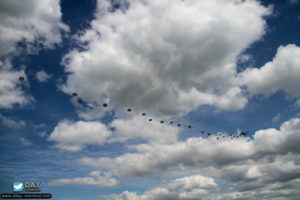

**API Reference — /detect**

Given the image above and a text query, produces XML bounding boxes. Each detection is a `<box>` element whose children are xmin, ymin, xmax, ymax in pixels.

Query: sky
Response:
<box><xmin>0</xmin><ymin>0</ymin><xmax>300</xmax><ymax>199</ymax></box>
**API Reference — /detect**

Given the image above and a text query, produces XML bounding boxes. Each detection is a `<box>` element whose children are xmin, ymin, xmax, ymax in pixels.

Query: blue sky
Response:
<box><xmin>1</xmin><ymin>0</ymin><xmax>300</xmax><ymax>199</ymax></box>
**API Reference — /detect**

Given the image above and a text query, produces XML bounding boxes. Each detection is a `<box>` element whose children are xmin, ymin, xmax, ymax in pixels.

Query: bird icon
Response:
<box><xmin>13</xmin><ymin>182</ymin><xmax>24</xmax><ymax>192</ymax></box>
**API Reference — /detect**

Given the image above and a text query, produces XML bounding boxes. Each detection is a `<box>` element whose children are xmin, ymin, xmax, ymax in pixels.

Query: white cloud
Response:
<box><xmin>102</xmin><ymin>175</ymin><xmax>218</xmax><ymax>200</ymax></box>
<box><xmin>61</xmin><ymin>0</ymin><xmax>271</xmax><ymax>116</ymax></box>
<box><xmin>19</xmin><ymin>137</ymin><xmax>32</xmax><ymax>146</ymax></box>
<box><xmin>49</xmin><ymin>170</ymin><xmax>118</xmax><ymax>188</ymax></box>
<box><xmin>0</xmin><ymin>60</ymin><xmax>32</xmax><ymax>109</ymax></box>
<box><xmin>48</xmin><ymin>120</ymin><xmax>112</xmax><ymax>151</ymax></box>
<box><xmin>109</xmin><ymin>116</ymin><xmax>179</xmax><ymax>144</ymax></box>
<box><xmin>78</xmin><ymin>136</ymin><xmax>254</xmax><ymax>177</ymax></box>
<box><xmin>238</xmin><ymin>54</ymin><xmax>253</xmax><ymax>63</ymax></box>
<box><xmin>0</xmin><ymin>113</ymin><xmax>25</xmax><ymax>128</ymax></box>
<box><xmin>239</xmin><ymin>44</ymin><xmax>300</xmax><ymax>97</ymax></box>
<box><xmin>0</xmin><ymin>0</ymin><xmax>68</xmax><ymax>56</ymax></box>
<box><xmin>95</xmin><ymin>118</ymin><xmax>300</xmax><ymax>199</ymax></box>
<box><xmin>36</xmin><ymin>70</ymin><xmax>51</xmax><ymax>82</ymax></box>
<box><xmin>78</xmin><ymin>118</ymin><xmax>300</xmax><ymax>178</ymax></box>
<box><xmin>0</xmin><ymin>0</ymin><xmax>66</xmax><ymax>109</ymax></box>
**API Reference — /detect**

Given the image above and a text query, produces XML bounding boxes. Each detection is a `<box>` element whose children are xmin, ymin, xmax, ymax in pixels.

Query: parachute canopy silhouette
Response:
<box><xmin>127</xmin><ymin>108</ymin><xmax>132</xmax><ymax>112</ymax></box>
<box><xmin>72</xmin><ymin>93</ymin><xmax>77</xmax><ymax>96</ymax></box>
<box><xmin>142</xmin><ymin>113</ymin><xmax>146</xmax><ymax>116</ymax></box>
<box><xmin>160</xmin><ymin>120</ymin><xmax>164</xmax><ymax>123</ymax></box>
<box><xmin>149</xmin><ymin>119</ymin><xmax>152</xmax><ymax>121</ymax></box>
<box><xmin>103</xmin><ymin>103</ymin><xmax>107</xmax><ymax>107</ymax></box>
<box><xmin>239</xmin><ymin>131</ymin><xmax>248</xmax><ymax>136</ymax></box>
<box><xmin>19</xmin><ymin>76</ymin><xmax>24</xmax><ymax>81</ymax></box>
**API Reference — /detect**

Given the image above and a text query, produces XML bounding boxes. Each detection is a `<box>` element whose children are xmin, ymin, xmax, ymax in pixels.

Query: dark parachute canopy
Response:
<box><xmin>19</xmin><ymin>76</ymin><xmax>25</xmax><ymax>81</ymax></box>
<box><xmin>72</xmin><ymin>93</ymin><xmax>77</xmax><ymax>97</ymax></box>
<box><xmin>239</xmin><ymin>131</ymin><xmax>248</xmax><ymax>136</ymax></box>
<box><xmin>127</xmin><ymin>108</ymin><xmax>132</xmax><ymax>112</ymax></box>
<box><xmin>103</xmin><ymin>103</ymin><xmax>108</xmax><ymax>107</ymax></box>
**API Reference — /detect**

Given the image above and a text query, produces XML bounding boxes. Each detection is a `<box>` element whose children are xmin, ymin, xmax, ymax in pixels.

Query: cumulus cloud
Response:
<box><xmin>79</xmin><ymin>118</ymin><xmax>300</xmax><ymax>178</ymax></box>
<box><xmin>109</xmin><ymin>115</ymin><xmax>179</xmax><ymax>144</ymax></box>
<box><xmin>36</xmin><ymin>70</ymin><xmax>51</xmax><ymax>82</ymax></box>
<box><xmin>0</xmin><ymin>0</ymin><xmax>66</xmax><ymax>108</ymax></box>
<box><xmin>239</xmin><ymin>44</ymin><xmax>300</xmax><ymax>97</ymax></box>
<box><xmin>0</xmin><ymin>60</ymin><xmax>32</xmax><ymax>109</ymax></box>
<box><xmin>61</xmin><ymin>0</ymin><xmax>271</xmax><ymax>116</ymax></box>
<box><xmin>102</xmin><ymin>175</ymin><xmax>218</xmax><ymax>200</ymax></box>
<box><xmin>49</xmin><ymin>170</ymin><xmax>118</xmax><ymax>188</ymax></box>
<box><xmin>79</xmin><ymin>136</ymin><xmax>254</xmax><ymax>177</ymax></box>
<box><xmin>0</xmin><ymin>113</ymin><xmax>25</xmax><ymax>128</ymax></box>
<box><xmin>0</xmin><ymin>0</ymin><xmax>68</xmax><ymax>56</ymax></box>
<box><xmin>48</xmin><ymin>120</ymin><xmax>112</xmax><ymax>151</ymax></box>
<box><xmin>86</xmin><ymin>118</ymin><xmax>300</xmax><ymax>199</ymax></box>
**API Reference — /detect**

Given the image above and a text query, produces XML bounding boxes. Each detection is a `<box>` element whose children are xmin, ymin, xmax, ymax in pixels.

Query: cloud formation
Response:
<box><xmin>109</xmin><ymin>116</ymin><xmax>179</xmax><ymax>144</ymax></box>
<box><xmin>49</xmin><ymin>170</ymin><xmax>118</xmax><ymax>188</ymax></box>
<box><xmin>0</xmin><ymin>0</ymin><xmax>68</xmax><ymax>56</ymax></box>
<box><xmin>102</xmin><ymin>175</ymin><xmax>218</xmax><ymax>200</ymax></box>
<box><xmin>0</xmin><ymin>60</ymin><xmax>31</xmax><ymax>109</ymax></box>
<box><xmin>36</xmin><ymin>70</ymin><xmax>51</xmax><ymax>82</ymax></box>
<box><xmin>0</xmin><ymin>113</ymin><xmax>25</xmax><ymax>128</ymax></box>
<box><xmin>48</xmin><ymin>120</ymin><xmax>112</xmax><ymax>151</ymax></box>
<box><xmin>0</xmin><ymin>0</ymin><xmax>66</xmax><ymax>109</ymax></box>
<box><xmin>240</xmin><ymin>44</ymin><xmax>300</xmax><ymax>97</ymax></box>
<box><xmin>62</xmin><ymin>0</ymin><xmax>271</xmax><ymax>116</ymax></box>
<box><xmin>79</xmin><ymin>118</ymin><xmax>300</xmax><ymax>177</ymax></box>
<box><xmin>80</xmin><ymin>118</ymin><xmax>300</xmax><ymax>199</ymax></box>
